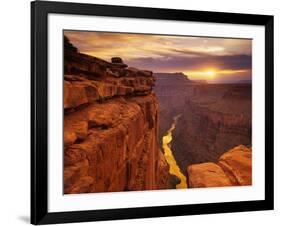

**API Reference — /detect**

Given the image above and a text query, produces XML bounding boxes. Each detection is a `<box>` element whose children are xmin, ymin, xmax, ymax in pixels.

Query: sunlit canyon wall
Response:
<box><xmin>63</xmin><ymin>37</ymin><xmax>174</xmax><ymax>194</ymax></box>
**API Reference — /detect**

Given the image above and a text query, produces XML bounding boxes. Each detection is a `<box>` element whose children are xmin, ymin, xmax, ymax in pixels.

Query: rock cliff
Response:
<box><xmin>187</xmin><ymin>145</ymin><xmax>252</xmax><ymax>188</ymax></box>
<box><xmin>63</xmin><ymin>36</ymin><xmax>171</xmax><ymax>194</ymax></box>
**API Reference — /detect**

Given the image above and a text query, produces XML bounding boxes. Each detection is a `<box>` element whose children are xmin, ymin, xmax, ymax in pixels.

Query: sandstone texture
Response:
<box><xmin>188</xmin><ymin>162</ymin><xmax>232</xmax><ymax>188</ymax></box>
<box><xmin>63</xmin><ymin>36</ymin><xmax>172</xmax><ymax>194</ymax></box>
<box><xmin>218</xmin><ymin>145</ymin><xmax>252</xmax><ymax>185</ymax></box>
<box><xmin>187</xmin><ymin>145</ymin><xmax>252</xmax><ymax>188</ymax></box>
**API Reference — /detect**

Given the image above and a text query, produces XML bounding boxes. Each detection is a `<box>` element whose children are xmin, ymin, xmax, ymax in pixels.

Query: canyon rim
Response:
<box><xmin>63</xmin><ymin>31</ymin><xmax>252</xmax><ymax>194</ymax></box>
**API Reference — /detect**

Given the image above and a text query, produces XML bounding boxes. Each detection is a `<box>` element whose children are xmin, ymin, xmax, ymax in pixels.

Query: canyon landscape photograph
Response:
<box><xmin>63</xmin><ymin>31</ymin><xmax>252</xmax><ymax>194</ymax></box>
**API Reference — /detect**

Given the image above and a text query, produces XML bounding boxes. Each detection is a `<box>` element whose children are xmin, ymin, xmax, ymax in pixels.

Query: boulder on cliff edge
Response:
<box><xmin>187</xmin><ymin>162</ymin><xmax>232</xmax><ymax>188</ymax></box>
<box><xmin>111</xmin><ymin>57</ymin><xmax>128</xmax><ymax>68</ymax></box>
<box><xmin>218</xmin><ymin>145</ymin><xmax>252</xmax><ymax>185</ymax></box>
<box><xmin>187</xmin><ymin>145</ymin><xmax>252</xmax><ymax>188</ymax></box>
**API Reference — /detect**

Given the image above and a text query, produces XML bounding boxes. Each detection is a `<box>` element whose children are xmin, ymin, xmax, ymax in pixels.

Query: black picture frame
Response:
<box><xmin>31</xmin><ymin>0</ymin><xmax>274</xmax><ymax>224</ymax></box>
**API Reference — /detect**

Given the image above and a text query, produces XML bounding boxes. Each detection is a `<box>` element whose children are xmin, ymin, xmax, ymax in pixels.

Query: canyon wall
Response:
<box><xmin>154</xmin><ymin>73</ymin><xmax>193</xmax><ymax>142</ymax></box>
<box><xmin>171</xmin><ymin>84</ymin><xmax>252</xmax><ymax>172</ymax></box>
<box><xmin>63</xmin><ymin>37</ymin><xmax>171</xmax><ymax>194</ymax></box>
<box><xmin>153</xmin><ymin>73</ymin><xmax>252</xmax><ymax>175</ymax></box>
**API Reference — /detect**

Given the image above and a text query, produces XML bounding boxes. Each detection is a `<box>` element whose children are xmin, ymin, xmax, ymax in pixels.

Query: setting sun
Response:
<box><xmin>65</xmin><ymin>30</ymin><xmax>252</xmax><ymax>83</ymax></box>
<box><xmin>205</xmin><ymin>70</ymin><xmax>216</xmax><ymax>78</ymax></box>
<box><xmin>186</xmin><ymin>69</ymin><xmax>217</xmax><ymax>80</ymax></box>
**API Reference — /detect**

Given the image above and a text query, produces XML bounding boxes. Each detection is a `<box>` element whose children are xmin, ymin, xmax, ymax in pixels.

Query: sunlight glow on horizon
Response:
<box><xmin>64</xmin><ymin>31</ymin><xmax>252</xmax><ymax>83</ymax></box>
<box><xmin>187</xmin><ymin>69</ymin><xmax>217</xmax><ymax>80</ymax></box>
<box><xmin>184</xmin><ymin>69</ymin><xmax>250</xmax><ymax>81</ymax></box>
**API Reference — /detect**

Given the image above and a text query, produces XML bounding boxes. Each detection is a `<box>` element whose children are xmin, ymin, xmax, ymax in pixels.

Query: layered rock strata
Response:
<box><xmin>63</xmin><ymin>36</ymin><xmax>171</xmax><ymax>194</ymax></box>
<box><xmin>187</xmin><ymin>145</ymin><xmax>252</xmax><ymax>188</ymax></box>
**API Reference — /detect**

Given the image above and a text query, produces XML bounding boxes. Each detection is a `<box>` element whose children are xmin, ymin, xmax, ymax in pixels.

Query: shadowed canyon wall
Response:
<box><xmin>154</xmin><ymin>74</ymin><xmax>252</xmax><ymax>175</ymax></box>
<box><xmin>154</xmin><ymin>73</ymin><xmax>193</xmax><ymax>144</ymax></box>
<box><xmin>63</xmin><ymin>37</ymin><xmax>172</xmax><ymax>194</ymax></box>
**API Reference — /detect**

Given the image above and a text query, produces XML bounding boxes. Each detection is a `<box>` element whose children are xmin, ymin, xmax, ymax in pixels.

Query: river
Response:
<box><xmin>162</xmin><ymin>115</ymin><xmax>187</xmax><ymax>189</ymax></box>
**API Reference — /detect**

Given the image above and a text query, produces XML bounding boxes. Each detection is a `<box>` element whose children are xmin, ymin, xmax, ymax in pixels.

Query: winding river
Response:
<box><xmin>162</xmin><ymin>115</ymin><xmax>187</xmax><ymax>189</ymax></box>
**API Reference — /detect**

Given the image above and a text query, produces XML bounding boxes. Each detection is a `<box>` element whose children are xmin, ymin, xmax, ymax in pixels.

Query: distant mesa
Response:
<box><xmin>154</xmin><ymin>72</ymin><xmax>210</xmax><ymax>84</ymax></box>
<box><xmin>192</xmin><ymin>79</ymin><xmax>208</xmax><ymax>84</ymax></box>
<box><xmin>154</xmin><ymin>72</ymin><xmax>193</xmax><ymax>84</ymax></box>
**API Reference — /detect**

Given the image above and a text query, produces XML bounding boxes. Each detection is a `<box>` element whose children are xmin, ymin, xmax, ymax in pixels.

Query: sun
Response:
<box><xmin>205</xmin><ymin>70</ymin><xmax>215</xmax><ymax>77</ymax></box>
<box><xmin>204</xmin><ymin>70</ymin><xmax>216</xmax><ymax>79</ymax></box>
<box><xmin>185</xmin><ymin>69</ymin><xmax>217</xmax><ymax>80</ymax></box>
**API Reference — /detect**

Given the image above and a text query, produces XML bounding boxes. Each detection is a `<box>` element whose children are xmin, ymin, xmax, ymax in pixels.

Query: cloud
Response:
<box><xmin>126</xmin><ymin>54</ymin><xmax>252</xmax><ymax>72</ymax></box>
<box><xmin>64</xmin><ymin>31</ymin><xmax>252</xmax><ymax>81</ymax></box>
<box><xmin>64</xmin><ymin>31</ymin><xmax>252</xmax><ymax>59</ymax></box>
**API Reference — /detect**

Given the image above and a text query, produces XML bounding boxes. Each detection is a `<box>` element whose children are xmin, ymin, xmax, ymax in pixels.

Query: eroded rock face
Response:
<box><xmin>187</xmin><ymin>145</ymin><xmax>252</xmax><ymax>188</ymax></box>
<box><xmin>63</xmin><ymin>37</ymin><xmax>171</xmax><ymax>194</ymax></box>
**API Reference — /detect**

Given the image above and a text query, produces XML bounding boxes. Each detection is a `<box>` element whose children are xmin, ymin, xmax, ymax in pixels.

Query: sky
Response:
<box><xmin>64</xmin><ymin>31</ymin><xmax>252</xmax><ymax>83</ymax></box>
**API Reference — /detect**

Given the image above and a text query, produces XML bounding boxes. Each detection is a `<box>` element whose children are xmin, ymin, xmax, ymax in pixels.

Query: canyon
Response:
<box><xmin>172</xmin><ymin>83</ymin><xmax>251</xmax><ymax>173</ymax></box>
<box><xmin>154</xmin><ymin>72</ymin><xmax>193</xmax><ymax>143</ymax></box>
<box><xmin>63</xmin><ymin>36</ymin><xmax>252</xmax><ymax>193</ymax></box>
<box><xmin>154</xmin><ymin>73</ymin><xmax>251</xmax><ymax>177</ymax></box>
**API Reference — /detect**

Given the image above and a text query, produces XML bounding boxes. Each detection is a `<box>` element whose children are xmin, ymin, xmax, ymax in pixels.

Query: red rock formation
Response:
<box><xmin>188</xmin><ymin>162</ymin><xmax>233</xmax><ymax>188</ymax></box>
<box><xmin>63</xmin><ymin>37</ymin><xmax>171</xmax><ymax>194</ymax></box>
<box><xmin>218</xmin><ymin>145</ymin><xmax>252</xmax><ymax>185</ymax></box>
<box><xmin>187</xmin><ymin>145</ymin><xmax>252</xmax><ymax>188</ymax></box>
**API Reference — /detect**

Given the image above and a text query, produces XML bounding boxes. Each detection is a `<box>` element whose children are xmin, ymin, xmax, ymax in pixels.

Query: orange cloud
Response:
<box><xmin>64</xmin><ymin>30</ymin><xmax>252</xmax><ymax>82</ymax></box>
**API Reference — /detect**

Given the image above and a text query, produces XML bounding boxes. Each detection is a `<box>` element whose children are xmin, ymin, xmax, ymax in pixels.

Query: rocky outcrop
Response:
<box><xmin>63</xmin><ymin>37</ymin><xmax>171</xmax><ymax>194</ymax></box>
<box><xmin>218</xmin><ymin>145</ymin><xmax>252</xmax><ymax>185</ymax></box>
<box><xmin>187</xmin><ymin>145</ymin><xmax>252</xmax><ymax>188</ymax></box>
<box><xmin>188</xmin><ymin>162</ymin><xmax>233</xmax><ymax>187</ymax></box>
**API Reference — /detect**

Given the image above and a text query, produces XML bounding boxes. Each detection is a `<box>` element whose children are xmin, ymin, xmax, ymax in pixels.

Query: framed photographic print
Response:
<box><xmin>31</xmin><ymin>0</ymin><xmax>274</xmax><ymax>224</ymax></box>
